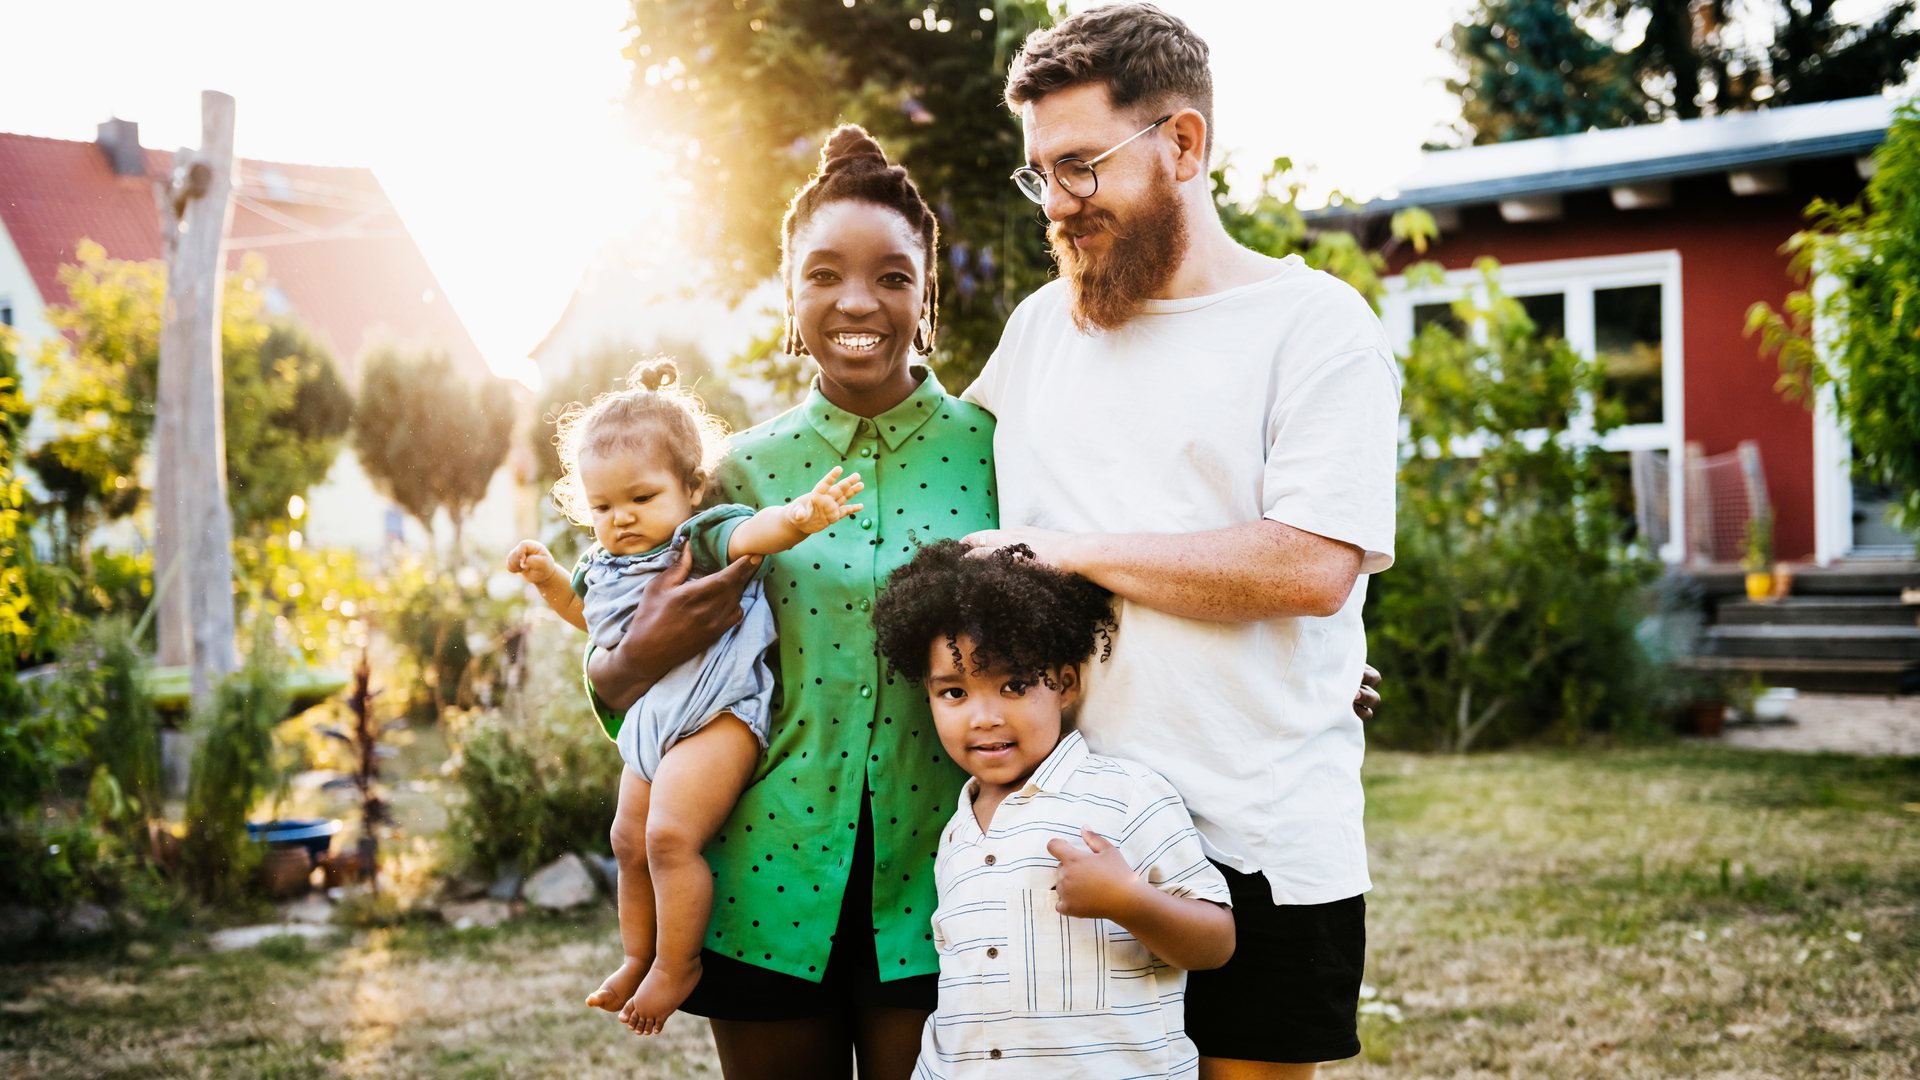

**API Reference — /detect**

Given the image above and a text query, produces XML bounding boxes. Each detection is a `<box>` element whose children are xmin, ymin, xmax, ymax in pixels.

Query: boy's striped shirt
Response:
<box><xmin>914</xmin><ymin>731</ymin><xmax>1232</xmax><ymax>1079</ymax></box>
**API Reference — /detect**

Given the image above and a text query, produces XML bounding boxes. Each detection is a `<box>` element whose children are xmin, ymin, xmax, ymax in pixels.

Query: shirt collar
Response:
<box><xmin>802</xmin><ymin>366</ymin><xmax>946</xmax><ymax>456</ymax></box>
<box><xmin>955</xmin><ymin>728</ymin><xmax>1092</xmax><ymax>827</ymax></box>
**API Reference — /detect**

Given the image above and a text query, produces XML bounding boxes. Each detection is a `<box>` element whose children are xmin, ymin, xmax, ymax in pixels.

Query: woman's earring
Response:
<box><xmin>913</xmin><ymin>317</ymin><xmax>934</xmax><ymax>355</ymax></box>
<box><xmin>785</xmin><ymin>312</ymin><xmax>810</xmax><ymax>357</ymax></box>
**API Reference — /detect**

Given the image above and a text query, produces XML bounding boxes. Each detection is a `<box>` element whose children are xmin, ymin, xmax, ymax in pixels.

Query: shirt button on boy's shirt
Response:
<box><xmin>986</xmin><ymin>947</ymin><xmax>998</xmax><ymax>959</ymax></box>
<box><xmin>983</xmin><ymin>854</ymin><xmax>995</xmax><ymax>865</ymax></box>
<box><xmin>989</xmin><ymin>1050</ymin><xmax>1002</xmax><ymax>1060</ymax></box>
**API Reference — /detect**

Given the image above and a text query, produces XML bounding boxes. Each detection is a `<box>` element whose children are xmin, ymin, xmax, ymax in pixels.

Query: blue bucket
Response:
<box><xmin>246</xmin><ymin>818</ymin><xmax>343</xmax><ymax>860</ymax></box>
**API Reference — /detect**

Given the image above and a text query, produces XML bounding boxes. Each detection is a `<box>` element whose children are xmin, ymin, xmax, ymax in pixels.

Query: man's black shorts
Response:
<box><xmin>1185</xmin><ymin>863</ymin><xmax>1366</xmax><ymax>1064</ymax></box>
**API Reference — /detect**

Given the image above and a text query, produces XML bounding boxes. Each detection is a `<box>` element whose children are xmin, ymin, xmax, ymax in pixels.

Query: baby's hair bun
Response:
<box><xmin>819</xmin><ymin>125</ymin><xmax>889</xmax><ymax>177</ymax></box>
<box><xmin>629</xmin><ymin>358</ymin><xmax>679</xmax><ymax>392</ymax></box>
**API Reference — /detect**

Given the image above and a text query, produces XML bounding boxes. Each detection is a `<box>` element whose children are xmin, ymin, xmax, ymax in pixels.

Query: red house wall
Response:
<box><xmin>1382</xmin><ymin>159</ymin><xmax>1866</xmax><ymax>561</ymax></box>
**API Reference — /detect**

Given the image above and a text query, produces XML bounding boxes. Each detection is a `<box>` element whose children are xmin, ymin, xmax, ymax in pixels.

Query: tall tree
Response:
<box><xmin>1450</xmin><ymin>1</ymin><xmax>1920</xmax><ymax>142</ymax></box>
<box><xmin>353</xmin><ymin>346</ymin><xmax>515</xmax><ymax>554</ymax></box>
<box><xmin>1448</xmin><ymin>0</ymin><xmax>1644</xmax><ymax>144</ymax></box>
<box><xmin>27</xmin><ymin>245</ymin><xmax>357</xmax><ymax>563</ymax></box>
<box><xmin>1766</xmin><ymin>0</ymin><xmax>1920</xmax><ymax>106</ymax></box>
<box><xmin>624</xmin><ymin>0</ymin><xmax>1057</xmax><ymax>390</ymax></box>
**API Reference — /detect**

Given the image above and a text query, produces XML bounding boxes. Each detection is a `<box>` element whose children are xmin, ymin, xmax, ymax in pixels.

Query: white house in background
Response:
<box><xmin>0</xmin><ymin>120</ymin><xmax>532</xmax><ymax>557</ymax></box>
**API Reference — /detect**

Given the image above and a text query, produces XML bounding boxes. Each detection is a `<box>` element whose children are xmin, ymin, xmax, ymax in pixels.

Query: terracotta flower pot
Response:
<box><xmin>1690</xmin><ymin>701</ymin><xmax>1727</xmax><ymax>738</ymax></box>
<box><xmin>260</xmin><ymin>847</ymin><xmax>312</xmax><ymax>898</ymax></box>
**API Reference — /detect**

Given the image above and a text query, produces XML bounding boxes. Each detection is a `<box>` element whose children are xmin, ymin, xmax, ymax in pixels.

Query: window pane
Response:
<box><xmin>1413</xmin><ymin>301</ymin><xmax>1465</xmax><ymax>338</ymax></box>
<box><xmin>1595</xmin><ymin>284</ymin><xmax>1663</xmax><ymax>425</ymax></box>
<box><xmin>1516</xmin><ymin>293</ymin><xmax>1565</xmax><ymax>341</ymax></box>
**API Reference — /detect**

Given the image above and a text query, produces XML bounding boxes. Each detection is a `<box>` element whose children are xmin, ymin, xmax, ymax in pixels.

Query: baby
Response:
<box><xmin>507</xmin><ymin>359</ymin><xmax>862</xmax><ymax>1034</ymax></box>
<box><xmin>872</xmin><ymin>539</ymin><xmax>1237</xmax><ymax>1079</ymax></box>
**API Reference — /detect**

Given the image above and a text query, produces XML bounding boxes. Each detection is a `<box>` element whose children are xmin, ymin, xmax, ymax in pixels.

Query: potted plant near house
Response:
<box><xmin>1743</xmin><ymin>512</ymin><xmax>1775</xmax><ymax>600</ymax></box>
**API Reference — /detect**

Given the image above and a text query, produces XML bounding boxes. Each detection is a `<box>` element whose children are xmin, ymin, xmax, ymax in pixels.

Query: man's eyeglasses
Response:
<box><xmin>1010</xmin><ymin>115</ymin><xmax>1172</xmax><ymax>205</ymax></box>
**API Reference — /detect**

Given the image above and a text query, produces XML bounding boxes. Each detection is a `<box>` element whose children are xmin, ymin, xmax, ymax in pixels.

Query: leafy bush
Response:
<box><xmin>1366</xmin><ymin>260</ymin><xmax>1664</xmax><ymax>751</ymax></box>
<box><xmin>46</xmin><ymin>618</ymin><xmax>164</xmax><ymax>830</ymax></box>
<box><xmin>1749</xmin><ymin>97</ymin><xmax>1920</xmax><ymax>545</ymax></box>
<box><xmin>444</xmin><ymin>618</ymin><xmax>619</xmax><ymax>877</ymax></box>
<box><xmin>180</xmin><ymin>645</ymin><xmax>290</xmax><ymax>904</ymax></box>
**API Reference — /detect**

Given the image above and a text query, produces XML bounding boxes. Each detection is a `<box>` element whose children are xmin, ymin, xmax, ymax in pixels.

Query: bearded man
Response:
<box><xmin>959</xmin><ymin>5</ymin><xmax>1402</xmax><ymax>1077</ymax></box>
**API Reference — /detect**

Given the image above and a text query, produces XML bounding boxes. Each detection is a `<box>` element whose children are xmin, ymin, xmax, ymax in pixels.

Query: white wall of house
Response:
<box><xmin>0</xmin><ymin>221</ymin><xmax>56</xmax><ymax>448</ymax></box>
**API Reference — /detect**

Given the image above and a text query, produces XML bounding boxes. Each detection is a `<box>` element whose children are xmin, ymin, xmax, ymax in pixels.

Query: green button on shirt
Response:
<box><xmin>586</xmin><ymin>370</ymin><xmax>997</xmax><ymax>983</ymax></box>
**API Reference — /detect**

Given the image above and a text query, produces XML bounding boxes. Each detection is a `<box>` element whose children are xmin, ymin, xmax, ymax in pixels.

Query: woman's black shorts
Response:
<box><xmin>1184</xmin><ymin>863</ymin><xmax>1367</xmax><ymax>1064</ymax></box>
<box><xmin>678</xmin><ymin>790</ymin><xmax>938</xmax><ymax>1022</ymax></box>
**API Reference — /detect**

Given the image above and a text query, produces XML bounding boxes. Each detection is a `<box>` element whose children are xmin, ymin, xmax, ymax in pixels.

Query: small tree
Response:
<box><xmin>352</xmin><ymin>346</ymin><xmax>515</xmax><ymax>555</ymax></box>
<box><xmin>1748</xmin><ymin>98</ymin><xmax>1920</xmax><ymax>545</ymax></box>
<box><xmin>180</xmin><ymin>644</ymin><xmax>288</xmax><ymax>904</ymax></box>
<box><xmin>225</xmin><ymin>319</ymin><xmax>355</xmax><ymax>534</ymax></box>
<box><xmin>1368</xmin><ymin>260</ymin><xmax>1661</xmax><ymax>751</ymax></box>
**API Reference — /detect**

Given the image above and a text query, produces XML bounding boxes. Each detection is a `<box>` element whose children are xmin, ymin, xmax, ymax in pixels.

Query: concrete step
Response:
<box><xmin>1677</xmin><ymin>560</ymin><xmax>1919</xmax><ymax>599</ymax></box>
<box><xmin>1702</xmin><ymin>624</ymin><xmax>1920</xmax><ymax>661</ymax></box>
<box><xmin>1676</xmin><ymin>655</ymin><xmax>1920</xmax><ymax>694</ymax></box>
<box><xmin>1718</xmin><ymin>596</ymin><xmax>1920</xmax><ymax>627</ymax></box>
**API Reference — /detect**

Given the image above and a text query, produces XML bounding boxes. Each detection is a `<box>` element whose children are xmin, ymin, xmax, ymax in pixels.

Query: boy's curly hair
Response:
<box><xmin>550</xmin><ymin>358</ymin><xmax>730</xmax><ymax>527</ymax></box>
<box><xmin>872</xmin><ymin>539</ymin><xmax>1115</xmax><ymax>688</ymax></box>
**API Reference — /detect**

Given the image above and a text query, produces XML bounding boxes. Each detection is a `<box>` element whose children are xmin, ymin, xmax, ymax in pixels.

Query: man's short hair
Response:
<box><xmin>1005</xmin><ymin>2</ymin><xmax>1214</xmax><ymax>163</ymax></box>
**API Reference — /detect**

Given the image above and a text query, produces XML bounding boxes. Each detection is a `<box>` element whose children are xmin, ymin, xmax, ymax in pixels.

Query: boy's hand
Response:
<box><xmin>1048</xmin><ymin>827</ymin><xmax>1144</xmax><ymax>921</ymax></box>
<box><xmin>507</xmin><ymin>540</ymin><xmax>559</xmax><ymax>586</ymax></box>
<box><xmin>785</xmin><ymin>467</ymin><xmax>864</xmax><ymax>535</ymax></box>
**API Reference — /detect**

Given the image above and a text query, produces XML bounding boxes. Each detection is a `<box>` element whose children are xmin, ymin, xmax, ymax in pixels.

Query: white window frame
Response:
<box><xmin>1382</xmin><ymin>250</ymin><xmax>1687</xmax><ymax>562</ymax></box>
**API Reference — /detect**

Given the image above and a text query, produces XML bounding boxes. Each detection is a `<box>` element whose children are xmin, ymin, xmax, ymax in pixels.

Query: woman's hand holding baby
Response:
<box><xmin>785</xmin><ymin>466</ymin><xmax>864</xmax><ymax>534</ymax></box>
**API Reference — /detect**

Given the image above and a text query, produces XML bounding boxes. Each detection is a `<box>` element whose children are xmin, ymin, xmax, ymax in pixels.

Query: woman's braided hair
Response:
<box><xmin>549</xmin><ymin>358</ymin><xmax>729</xmax><ymax>527</ymax></box>
<box><xmin>872</xmin><ymin>538</ymin><xmax>1115</xmax><ymax>688</ymax></box>
<box><xmin>780</xmin><ymin>124</ymin><xmax>940</xmax><ymax>356</ymax></box>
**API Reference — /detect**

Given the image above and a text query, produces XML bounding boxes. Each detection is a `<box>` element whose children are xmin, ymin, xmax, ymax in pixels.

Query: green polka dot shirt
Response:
<box><xmin>586</xmin><ymin>370</ymin><xmax>997</xmax><ymax>983</ymax></box>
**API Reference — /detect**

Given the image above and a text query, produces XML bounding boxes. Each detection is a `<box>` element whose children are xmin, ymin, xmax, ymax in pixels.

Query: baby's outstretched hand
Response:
<box><xmin>507</xmin><ymin>540</ymin><xmax>559</xmax><ymax>585</ymax></box>
<box><xmin>785</xmin><ymin>467</ymin><xmax>863</xmax><ymax>534</ymax></box>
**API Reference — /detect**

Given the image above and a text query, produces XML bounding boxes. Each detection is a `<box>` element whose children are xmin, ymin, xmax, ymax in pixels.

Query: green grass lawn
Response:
<box><xmin>3</xmin><ymin>744</ymin><xmax>1917</xmax><ymax>1079</ymax></box>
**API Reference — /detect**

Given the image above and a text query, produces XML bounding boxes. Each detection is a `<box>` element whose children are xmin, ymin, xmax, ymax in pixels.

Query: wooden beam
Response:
<box><xmin>154</xmin><ymin>91</ymin><xmax>239</xmax><ymax>705</ymax></box>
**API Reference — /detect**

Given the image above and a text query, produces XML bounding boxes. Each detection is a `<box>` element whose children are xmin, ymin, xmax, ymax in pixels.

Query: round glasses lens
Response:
<box><xmin>1012</xmin><ymin>169</ymin><xmax>1047</xmax><ymax>204</ymax></box>
<box><xmin>1058</xmin><ymin>160</ymin><xmax>1097</xmax><ymax>198</ymax></box>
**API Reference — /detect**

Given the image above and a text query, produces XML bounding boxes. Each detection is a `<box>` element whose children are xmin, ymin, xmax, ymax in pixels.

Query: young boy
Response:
<box><xmin>872</xmin><ymin>539</ymin><xmax>1236</xmax><ymax>1079</ymax></box>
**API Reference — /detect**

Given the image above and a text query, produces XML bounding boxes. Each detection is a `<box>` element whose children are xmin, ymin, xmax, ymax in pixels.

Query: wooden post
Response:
<box><xmin>154</xmin><ymin>91</ymin><xmax>239</xmax><ymax>705</ymax></box>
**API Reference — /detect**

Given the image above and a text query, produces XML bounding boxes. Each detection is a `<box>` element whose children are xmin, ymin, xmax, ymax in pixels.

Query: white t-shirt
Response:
<box><xmin>962</xmin><ymin>254</ymin><xmax>1400</xmax><ymax>905</ymax></box>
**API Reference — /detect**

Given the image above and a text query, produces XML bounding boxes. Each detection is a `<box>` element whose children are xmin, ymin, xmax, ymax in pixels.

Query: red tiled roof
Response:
<box><xmin>0</xmin><ymin>130</ymin><xmax>488</xmax><ymax>381</ymax></box>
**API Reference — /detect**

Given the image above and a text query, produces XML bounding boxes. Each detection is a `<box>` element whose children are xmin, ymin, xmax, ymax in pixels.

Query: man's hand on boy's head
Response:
<box><xmin>1049</xmin><ymin>827</ymin><xmax>1147</xmax><ymax>921</ymax></box>
<box><xmin>506</xmin><ymin>540</ymin><xmax>557</xmax><ymax>585</ymax></box>
<box><xmin>786</xmin><ymin>466</ymin><xmax>865</xmax><ymax>534</ymax></box>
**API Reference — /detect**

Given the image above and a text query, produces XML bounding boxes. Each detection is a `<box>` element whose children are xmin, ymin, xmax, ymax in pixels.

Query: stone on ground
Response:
<box><xmin>208</xmin><ymin>923</ymin><xmax>335</xmax><ymax>952</ymax></box>
<box><xmin>524</xmin><ymin>853</ymin><xmax>596</xmax><ymax>910</ymax></box>
<box><xmin>441</xmin><ymin>898</ymin><xmax>512</xmax><ymax>929</ymax></box>
<box><xmin>57</xmin><ymin>904</ymin><xmax>110</xmax><ymax>941</ymax></box>
<box><xmin>282</xmin><ymin>896</ymin><xmax>334</xmax><ymax>925</ymax></box>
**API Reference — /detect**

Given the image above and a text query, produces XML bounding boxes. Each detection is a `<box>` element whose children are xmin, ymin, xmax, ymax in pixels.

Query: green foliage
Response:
<box><xmin>626</xmin><ymin>0</ymin><xmax>1060</xmax><ymax>391</ymax></box>
<box><xmin>231</xmin><ymin>535</ymin><xmax>382</xmax><ymax>666</ymax></box>
<box><xmin>391</xmin><ymin>567</ymin><xmax>523</xmax><ymax>719</ymax></box>
<box><xmin>1</xmin><ymin>322</ymin><xmax>71</xmax><ymax>685</ymax></box>
<box><xmin>353</xmin><ymin>345</ymin><xmax>515</xmax><ymax>552</ymax></box>
<box><xmin>1211</xmin><ymin>159</ymin><xmax>1438</xmax><ymax>308</ymax></box>
<box><xmin>1748</xmin><ymin>98</ymin><xmax>1920</xmax><ymax>543</ymax></box>
<box><xmin>180</xmin><ymin>645</ymin><xmax>290</xmax><ymax>904</ymax></box>
<box><xmin>1447</xmin><ymin>1</ymin><xmax>1920</xmax><ymax>142</ymax></box>
<box><xmin>27</xmin><ymin>245</ymin><xmax>353</xmax><ymax>562</ymax></box>
<box><xmin>224</xmin><ymin>317</ymin><xmax>354</xmax><ymax>535</ymax></box>
<box><xmin>1367</xmin><ymin>260</ymin><xmax>1662</xmax><ymax>751</ymax></box>
<box><xmin>446</xmin><ymin>699</ymin><xmax>621</xmax><ymax>877</ymax></box>
<box><xmin>45</xmin><ymin>618</ymin><xmax>164</xmax><ymax>830</ymax></box>
<box><xmin>1765</xmin><ymin>0</ymin><xmax>1920</xmax><ymax>106</ymax></box>
<box><xmin>1448</xmin><ymin>0</ymin><xmax>1642</xmax><ymax>144</ymax></box>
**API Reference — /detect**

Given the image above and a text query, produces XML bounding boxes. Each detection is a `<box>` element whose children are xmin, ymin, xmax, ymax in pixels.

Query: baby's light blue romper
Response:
<box><xmin>571</xmin><ymin>504</ymin><xmax>776</xmax><ymax>781</ymax></box>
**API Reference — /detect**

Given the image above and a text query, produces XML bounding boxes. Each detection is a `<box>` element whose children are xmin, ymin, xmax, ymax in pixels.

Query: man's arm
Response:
<box><xmin>964</xmin><ymin>519</ymin><xmax>1363</xmax><ymax>622</ymax></box>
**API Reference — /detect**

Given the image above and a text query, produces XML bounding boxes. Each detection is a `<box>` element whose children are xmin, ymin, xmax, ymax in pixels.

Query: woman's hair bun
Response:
<box><xmin>819</xmin><ymin>124</ymin><xmax>889</xmax><ymax>177</ymax></box>
<box><xmin>629</xmin><ymin>358</ymin><xmax>679</xmax><ymax>392</ymax></box>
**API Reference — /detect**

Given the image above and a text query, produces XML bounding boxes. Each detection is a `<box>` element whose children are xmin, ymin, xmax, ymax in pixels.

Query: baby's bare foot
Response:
<box><xmin>586</xmin><ymin>956</ymin><xmax>647</xmax><ymax>1014</ymax></box>
<box><xmin>621</xmin><ymin>956</ymin><xmax>702</xmax><ymax>1035</ymax></box>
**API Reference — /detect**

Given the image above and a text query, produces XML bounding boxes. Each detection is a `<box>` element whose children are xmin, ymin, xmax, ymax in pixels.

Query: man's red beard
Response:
<box><xmin>1048</xmin><ymin>162</ymin><xmax>1190</xmax><ymax>334</ymax></box>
